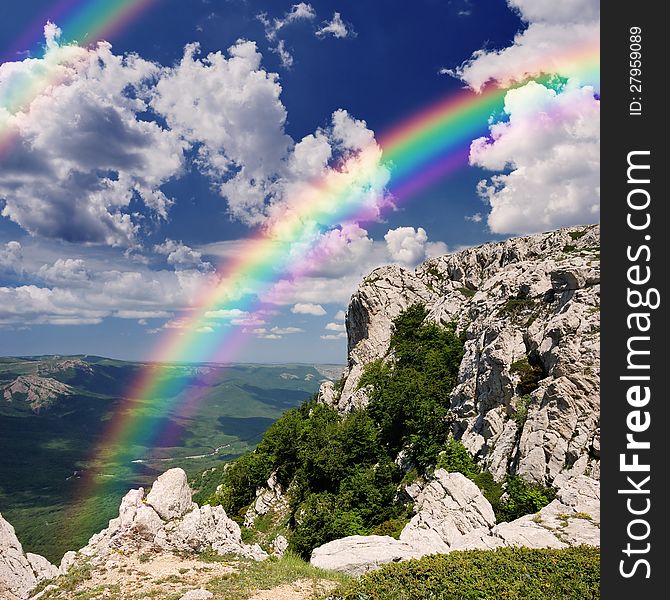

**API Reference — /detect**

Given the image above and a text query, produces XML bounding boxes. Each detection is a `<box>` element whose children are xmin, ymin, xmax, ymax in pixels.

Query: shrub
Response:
<box><xmin>513</xmin><ymin>394</ymin><xmax>533</xmax><ymax>428</ymax></box>
<box><xmin>334</xmin><ymin>546</ymin><xmax>600</xmax><ymax>600</ymax></box>
<box><xmin>362</xmin><ymin>304</ymin><xmax>465</xmax><ymax>471</ymax></box>
<box><xmin>499</xmin><ymin>297</ymin><xmax>536</xmax><ymax>317</ymax></box>
<box><xmin>458</xmin><ymin>286</ymin><xmax>476</xmax><ymax>298</ymax></box>
<box><xmin>495</xmin><ymin>475</ymin><xmax>556</xmax><ymax>522</ymax></box>
<box><xmin>510</xmin><ymin>357</ymin><xmax>544</xmax><ymax>395</ymax></box>
<box><xmin>435</xmin><ymin>437</ymin><xmax>480</xmax><ymax>480</ymax></box>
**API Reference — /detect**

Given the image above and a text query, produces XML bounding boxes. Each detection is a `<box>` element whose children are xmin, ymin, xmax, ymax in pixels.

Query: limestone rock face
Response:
<box><xmin>168</xmin><ymin>504</ymin><xmax>266</xmax><ymax>560</ymax></box>
<box><xmin>243</xmin><ymin>471</ymin><xmax>288</xmax><ymax>528</ymax></box>
<box><xmin>25</xmin><ymin>554</ymin><xmax>58</xmax><ymax>583</ymax></box>
<box><xmin>399</xmin><ymin>470</ymin><xmax>496</xmax><ymax>554</ymax></box>
<box><xmin>310</xmin><ymin>535</ymin><xmax>422</xmax><ymax>576</ymax></box>
<box><xmin>145</xmin><ymin>468</ymin><xmax>194</xmax><ymax>521</ymax></box>
<box><xmin>1</xmin><ymin>513</ymin><xmax>37</xmax><ymax>600</ymax></box>
<box><xmin>76</xmin><ymin>469</ymin><xmax>267</xmax><ymax>565</ymax></box>
<box><xmin>1</xmin><ymin>513</ymin><xmax>58</xmax><ymax>600</ymax></box>
<box><xmin>317</xmin><ymin>225</ymin><xmax>601</xmax><ymax>487</ymax></box>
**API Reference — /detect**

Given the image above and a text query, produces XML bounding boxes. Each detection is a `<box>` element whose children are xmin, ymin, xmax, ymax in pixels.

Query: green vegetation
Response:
<box><xmin>498</xmin><ymin>297</ymin><xmax>536</xmax><ymax>318</ymax></box>
<box><xmin>435</xmin><ymin>437</ymin><xmax>555</xmax><ymax>523</ymax></box>
<box><xmin>425</xmin><ymin>264</ymin><xmax>444</xmax><ymax>280</ymax></box>
<box><xmin>457</xmin><ymin>286</ymin><xmax>476</xmax><ymax>298</ymax></box>
<box><xmin>334</xmin><ymin>546</ymin><xmax>600</xmax><ymax>600</ymax></box>
<box><xmin>204</xmin><ymin>552</ymin><xmax>351</xmax><ymax>600</ymax></box>
<box><xmin>360</xmin><ymin>303</ymin><xmax>466</xmax><ymax>471</ymax></box>
<box><xmin>563</xmin><ymin>244</ymin><xmax>577</xmax><ymax>253</ymax></box>
<box><xmin>568</xmin><ymin>230</ymin><xmax>587</xmax><ymax>241</ymax></box>
<box><xmin>510</xmin><ymin>356</ymin><xmax>544</xmax><ymax>394</ymax></box>
<box><xmin>205</xmin><ymin>305</ymin><xmax>465</xmax><ymax>558</ymax></box>
<box><xmin>513</xmin><ymin>394</ymin><xmax>533</xmax><ymax>428</ymax></box>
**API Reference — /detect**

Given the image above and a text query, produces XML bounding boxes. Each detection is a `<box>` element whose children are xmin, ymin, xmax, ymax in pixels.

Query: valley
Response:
<box><xmin>0</xmin><ymin>356</ymin><xmax>341</xmax><ymax>563</ymax></box>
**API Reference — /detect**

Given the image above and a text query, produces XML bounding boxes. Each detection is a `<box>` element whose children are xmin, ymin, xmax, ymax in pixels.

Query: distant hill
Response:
<box><xmin>0</xmin><ymin>355</ymin><xmax>342</xmax><ymax>562</ymax></box>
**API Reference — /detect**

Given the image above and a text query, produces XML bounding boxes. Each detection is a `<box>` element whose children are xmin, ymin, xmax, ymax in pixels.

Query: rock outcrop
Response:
<box><xmin>399</xmin><ymin>471</ymin><xmax>496</xmax><ymax>554</ymax></box>
<box><xmin>78</xmin><ymin>468</ymin><xmax>266</xmax><ymax>564</ymax></box>
<box><xmin>318</xmin><ymin>225</ymin><xmax>600</xmax><ymax>487</ymax></box>
<box><xmin>243</xmin><ymin>471</ymin><xmax>289</xmax><ymax>528</ymax></box>
<box><xmin>1</xmin><ymin>376</ymin><xmax>74</xmax><ymax>412</ymax></box>
<box><xmin>311</xmin><ymin>468</ymin><xmax>600</xmax><ymax>574</ymax></box>
<box><xmin>310</xmin><ymin>535</ymin><xmax>422</xmax><ymax>576</ymax></box>
<box><xmin>1</xmin><ymin>513</ymin><xmax>57</xmax><ymax>600</ymax></box>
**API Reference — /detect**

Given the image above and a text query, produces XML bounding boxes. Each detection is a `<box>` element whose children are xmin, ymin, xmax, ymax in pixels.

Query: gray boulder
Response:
<box><xmin>310</xmin><ymin>535</ymin><xmax>422</xmax><ymax>576</ymax></box>
<box><xmin>146</xmin><ymin>468</ymin><xmax>194</xmax><ymax>520</ymax></box>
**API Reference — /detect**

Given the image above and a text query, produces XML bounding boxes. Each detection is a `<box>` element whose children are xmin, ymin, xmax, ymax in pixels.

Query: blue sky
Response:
<box><xmin>0</xmin><ymin>0</ymin><xmax>600</xmax><ymax>363</ymax></box>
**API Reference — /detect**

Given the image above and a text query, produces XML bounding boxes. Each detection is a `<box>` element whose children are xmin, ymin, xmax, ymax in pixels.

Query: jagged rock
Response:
<box><xmin>399</xmin><ymin>470</ymin><xmax>496</xmax><ymax>553</ymax></box>
<box><xmin>310</xmin><ymin>535</ymin><xmax>422</xmax><ymax>576</ymax></box>
<box><xmin>78</xmin><ymin>471</ymin><xmax>266</xmax><ymax>563</ymax></box>
<box><xmin>244</xmin><ymin>472</ymin><xmax>288</xmax><ymax>527</ymax></box>
<box><xmin>58</xmin><ymin>551</ymin><xmax>76</xmax><ymax>575</ymax></box>
<box><xmin>179</xmin><ymin>589</ymin><xmax>214</xmax><ymax>600</ymax></box>
<box><xmin>316</xmin><ymin>380</ymin><xmax>336</xmax><ymax>408</ymax></box>
<box><xmin>312</xmin><ymin>470</ymin><xmax>599</xmax><ymax>574</ymax></box>
<box><xmin>1</xmin><ymin>512</ymin><xmax>38</xmax><ymax>600</ymax></box>
<box><xmin>25</xmin><ymin>553</ymin><xmax>58</xmax><ymax>582</ymax></box>
<box><xmin>146</xmin><ymin>468</ymin><xmax>194</xmax><ymax>521</ymax></box>
<box><xmin>168</xmin><ymin>504</ymin><xmax>267</xmax><ymax>560</ymax></box>
<box><xmin>1</xmin><ymin>375</ymin><xmax>73</xmax><ymax>412</ymax></box>
<box><xmin>271</xmin><ymin>535</ymin><xmax>289</xmax><ymax>557</ymax></box>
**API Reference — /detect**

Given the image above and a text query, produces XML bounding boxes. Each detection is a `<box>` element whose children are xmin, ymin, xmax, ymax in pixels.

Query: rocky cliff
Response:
<box><xmin>319</xmin><ymin>224</ymin><xmax>600</xmax><ymax>487</ymax></box>
<box><xmin>309</xmin><ymin>225</ymin><xmax>600</xmax><ymax>573</ymax></box>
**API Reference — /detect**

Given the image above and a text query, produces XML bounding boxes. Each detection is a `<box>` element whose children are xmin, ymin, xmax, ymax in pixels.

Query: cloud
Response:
<box><xmin>0</xmin><ymin>24</ymin><xmax>185</xmax><ymax>246</ymax></box>
<box><xmin>444</xmin><ymin>0</ymin><xmax>599</xmax><ymax>235</ymax></box>
<box><xmin>0</xmin><ymin>241</ymin><xmax>23</xmax><ymax>275</ymax></box>
<box><xmin>384</xmin><ymin>226</ymin><xmax>448</xmax><ymax>267</ymax></box>
<box><xmin>152</xmin><ymin>43</ymin><xmax>389</xmax><ymax>228</ymax></box>
<box><xmin>334</xmin><ymin>309</ymin><xmax>346</xmax><ymax>320</ymax></box>
<box><xmin>325</xmin><ymin>321</ymin><xmax>345</xmax><ymax>332</ymax></box>
<box><xmin>465</xmin><ymin>213</ymin><xmax>483</xmax><ymax>223</ymax></box>
<box><xmin>204</xmin><ymin>308</ymin><xmax>248</xmax><ymax>320</ymax></box>
<box><xmin>291</xmin><ymin>303</ymin><xmax>326</xmax><ymax>316</ymax></box>
<box><xmin>470</xmin><ymin>81</ymin><xmax>599</xmax><ymax>234</ymax></box>
<box><xmin>272</xmin><ymin>325</ymin><xmax>303</xmax><ymax>334</ymax></box>
<box><xmin>448</xmin><ymin>1</ymin><xmax>599</xmax><ymax>91</ymax></box>
<box><xmin>320</xmin><ymin>332</ymin><xmax>346</xmax><ymax>340</ymax></box>
<box><xmin>258</xmin><ymin>3</ymin><xmax>316</xmax><ymax>42</ymax></box>
<box><xmin>251</xmin><ymin>324</ymin><xmax>303</xmax><ymax>340</ymax></box>
<box><xmin>154</xmin><ymin>239</ymin><xmax>213</xmax><ymax>271</ymax></box>
<box><xmin>257</xmin><ymin>3</ymin><xmax>316</xmax><ymax>67</ymax></box>
<box><xmin>316</xmin><ymin>13</ymin><xmax>355</xmax><ymax>39</ymax></box>
<box><xmin>37</xmin><ymin>258</ymin><xmax>90</xmax><ymax>285</ymax></box>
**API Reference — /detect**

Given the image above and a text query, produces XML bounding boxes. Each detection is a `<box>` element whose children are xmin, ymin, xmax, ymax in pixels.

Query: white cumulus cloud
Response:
<box><xmin>0</xmin><ymin>24</ymin><xmax>185</xmax><ymax>246</ymax></box>
<box><xmin>291</xmin><ymin>303</ymin><xmax>326</xmax><ymax>316</ymax></box>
